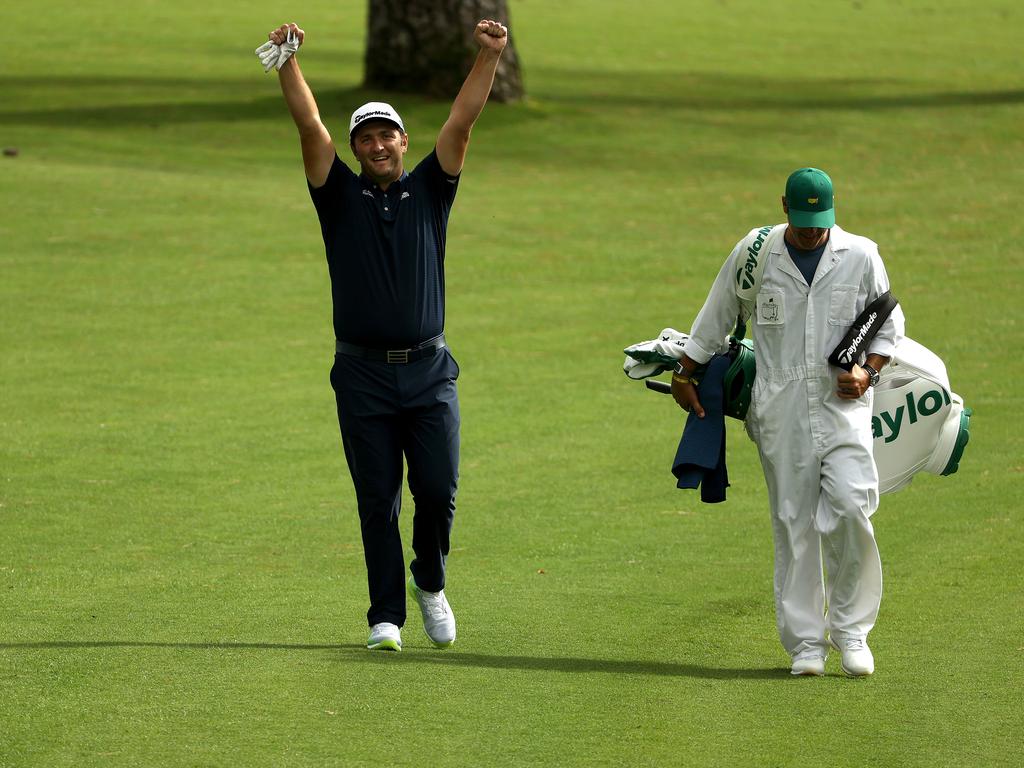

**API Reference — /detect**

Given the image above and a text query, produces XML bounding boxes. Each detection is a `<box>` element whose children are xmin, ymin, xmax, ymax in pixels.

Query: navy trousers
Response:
<box><xmin>330</xmin><ymin>347</ymin><xmax>460</xmax><ymax>628</ymax></box>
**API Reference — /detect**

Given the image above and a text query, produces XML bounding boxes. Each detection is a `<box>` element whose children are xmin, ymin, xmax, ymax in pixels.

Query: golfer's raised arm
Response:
<box><xmin>436</xmin><ymin>20</ymin><xmax>508</xmax><ymax>176</ymax></box>
<box><xmin>270</xmin><ymin>23</ymin><xmax>335</xmax><ymax>187</ymax></box>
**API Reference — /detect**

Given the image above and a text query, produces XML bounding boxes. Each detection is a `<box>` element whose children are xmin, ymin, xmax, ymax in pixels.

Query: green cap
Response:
<box><xmin>785</xmin><ymin>167</ymin><xmax>835</xmax><ymax>228</ymax></box>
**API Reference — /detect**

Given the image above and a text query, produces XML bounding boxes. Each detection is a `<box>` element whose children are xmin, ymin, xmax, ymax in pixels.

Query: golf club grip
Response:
<box><xmin>645</xmin><ymin>380</ymin><xmax>672</xmax><ymax>395</ymax></box>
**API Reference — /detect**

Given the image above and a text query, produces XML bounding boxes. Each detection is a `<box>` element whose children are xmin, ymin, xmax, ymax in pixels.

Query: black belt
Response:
<box><xmin>335</xmin><ymin>333</ymin><xmax>446</xmax><ymax>364</ymax></box>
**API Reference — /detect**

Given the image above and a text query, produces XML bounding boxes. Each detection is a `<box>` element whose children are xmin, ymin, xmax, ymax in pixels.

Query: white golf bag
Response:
<box><xmin>871</xmin><ymin>337</ymin><xmax>971</xmax><ymax>494</ymax></box>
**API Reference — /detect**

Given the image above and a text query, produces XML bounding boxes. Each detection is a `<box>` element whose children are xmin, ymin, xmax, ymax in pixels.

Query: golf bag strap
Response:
<box><xmin>733</xmin><ymin>224</ymin><xmax>787</xmax><ymax>337</ymax></box>
<box><xmin>828</xmin><ymin>291</ymin><xmax>899</xmax><ymax>371</ymax></box>
<box><xmin>735</xmin><ymin>224</ymin><xmax>787</xmax><ymax>305</ymax></box>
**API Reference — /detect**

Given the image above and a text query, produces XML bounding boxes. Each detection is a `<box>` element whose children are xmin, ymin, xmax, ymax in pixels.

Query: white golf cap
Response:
<box><xmin>349</xmin><ymin>101</ymin><xmax>405</xmax><ymax>137</ymax></box>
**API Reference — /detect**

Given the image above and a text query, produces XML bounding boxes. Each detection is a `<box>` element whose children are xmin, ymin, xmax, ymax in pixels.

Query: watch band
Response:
<box><xmin>672</xmin><ymin>360</ymin><xmax>698</xmax><ymax>386</ymax></box>
<box><xmin>863</xmin><ymin>364</ymin><xmax>880</xmax><ymax>387</ymax></box>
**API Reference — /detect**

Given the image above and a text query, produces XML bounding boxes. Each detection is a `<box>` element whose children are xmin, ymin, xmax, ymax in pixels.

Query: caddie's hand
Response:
<box><xmin>474</xmin><ymin>20</ymin><xmax>508</xmax><ymax>52</ymax></box>
<box><xmin>269</xmin><ymin>23</ymin><xmax>304</xmax><ymax>48</ymax></box>
<box><xmin>671</xmin><ymin>375</ymin><xmax>705</xmax><ymax>419</ymax></box>
<box><xmin>837</xmin><ymin>365</ymin><xmax>870</xmax><ymax>399</ymax></box>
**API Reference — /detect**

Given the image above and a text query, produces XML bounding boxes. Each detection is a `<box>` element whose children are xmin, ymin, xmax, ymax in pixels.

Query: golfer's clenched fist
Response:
<box><xmin>268</xmin><ymin>23</ymin><xmax>304</xmax><ymax>47</ymax></box>
<box><xmin>474</xmin><ymin>20</ymin><xmax>508</xmax><ymax>52</ymax></box>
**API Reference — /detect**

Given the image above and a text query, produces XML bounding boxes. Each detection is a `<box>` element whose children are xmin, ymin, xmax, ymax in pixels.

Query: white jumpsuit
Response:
<box><xmin>683</xmin><ymin>224</ymin><xmax>904</xmax><ymax>660</ymax></box>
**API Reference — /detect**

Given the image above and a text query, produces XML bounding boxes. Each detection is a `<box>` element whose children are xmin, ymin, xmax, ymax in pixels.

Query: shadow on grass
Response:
<box><xmin>0</xmin><ymin>83</ymin><xmax>371</xmax><ymax>128</ymax></box>
<box><xmin>532</xmin><ymin>69</ymin><xmax>1024</xmax><ymax>112</ymax></box>
<box><xmin>1</xmin><ymin>71</ymin><xmax>1021</xmax><ymax>130</ymax></box>
<box><xmin>0</xmin><ymin>640</ymin><xmax>787</xmax><ymax>678</ymax></box>
<box><xmin>342</xmin><ymin>649</ymin><xmax>788</xmax><ymax>679</ymax></box>
<box><xmin>0</xmin><ymin>643</ymin><xmax>782</xmax><ymax>679</ymax></box>
<box><xmin>0</xmin><ymin>77</ymin><xmax>538</xmax><ymax>130</ymax></box>
<box><xmin>0</xmin><ymin>640</ymin><xmax>361</xmax><ymax>651</ymax></box>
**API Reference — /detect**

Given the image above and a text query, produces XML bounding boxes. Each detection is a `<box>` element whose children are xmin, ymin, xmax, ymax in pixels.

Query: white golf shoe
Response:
<box><xmin>407</xmin><ymin>576</ymin><xmax>456</xmax><ymax>648</ymax></box>
<box><xmin>366</xmin><ymin>622</ymin><xmax>402</xmax><ymax>652</ymax></box>
<box><xmin>830</xmin><ymin>635</ymin><xmax>874</xmax><ymax>676</ymax></box>
<box><xmin>790</xmin><ymin>654</ymin><xmax>826</xmax><ymax>676</ymax></box>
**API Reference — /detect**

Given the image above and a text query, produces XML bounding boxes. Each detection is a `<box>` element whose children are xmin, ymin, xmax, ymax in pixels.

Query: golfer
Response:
<box><xmin>671</xmin><ymin>169</ymin><xmax>904</xmax><ymax>676</ymax></box>
<box><xmin>265</xmin><ymin>19</ymin><xmax>508</xmax><ymax>651</ymax></box>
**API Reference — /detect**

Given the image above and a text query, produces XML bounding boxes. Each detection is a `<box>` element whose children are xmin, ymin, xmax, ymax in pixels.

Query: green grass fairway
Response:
<box><xmin>2</xmin><ymin>1</ymin><xmax>1022</xmax><ymax>765</ymax></box>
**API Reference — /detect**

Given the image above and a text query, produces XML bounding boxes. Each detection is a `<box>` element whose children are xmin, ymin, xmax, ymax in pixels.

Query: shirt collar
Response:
<box><xmin>826</xmin><ymin>225</ymin><xmax>850</xmax><ymax>253</ymax></box>
<box><xmin>359</xmin><ymin>170</ymin><xmax>409</xmax><ymax>194</ymax></box>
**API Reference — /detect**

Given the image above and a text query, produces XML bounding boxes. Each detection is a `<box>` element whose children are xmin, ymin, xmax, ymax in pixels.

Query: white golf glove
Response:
<box><xmin>623</xmin><ymin>357</ymin><xmax>667</xmax><ymax>380</ymax></box>
<box><xmin>623</xmin><ymin>328</ymin><xmax>690</xmax><ymax>367</ymax></box>
<box><xmin>255</xmin><ymin>30</ymin><xmax>300</xmax><ymax>72</ymax></box>
<box><xmin>255</xmin><ymin>40</ymin><xmax>280</xmax><ymax>73</ymax></box>
<box><xmin>275</xmin><ymin>29</ymin><xmax>300</xmax><ymax>69</ymax></box>
<box><xmin>622</xmin><ymin>329</ymin><xmax>690</xmax><ymax>380</ymax></box>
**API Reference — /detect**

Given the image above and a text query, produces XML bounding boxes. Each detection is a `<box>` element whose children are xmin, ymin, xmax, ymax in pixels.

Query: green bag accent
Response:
<box><xmin>941</xmin><ymin>407</ymin><xmax>972</xmax><ymax>476</ymax></box>
<box><xmin>723</xmin><ymin>337</ymin><xmax>756</xmax><ymax>421</ymax></box>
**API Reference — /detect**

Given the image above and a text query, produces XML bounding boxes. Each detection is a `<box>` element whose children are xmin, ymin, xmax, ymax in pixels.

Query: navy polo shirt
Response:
<box><xmin>309</xmin><ymin>149</ymin><xmax>459</xmax><ymax>348</ymax></box>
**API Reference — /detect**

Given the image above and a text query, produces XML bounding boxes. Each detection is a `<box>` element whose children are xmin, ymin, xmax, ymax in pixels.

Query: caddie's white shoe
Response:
<box><xmin>408</xmin><ymin>576</ymin><xmax>456</xmax><ymax>648</ymax></box>
<box><xmin>367</xmin><ymin>622</ymin><xmax>402</xmax><ymax>652</ymax></box>
<box><xmin>830</xmin><ymin>635</ymin><xmax>874</xmax><ymax>676</ymax></box>
<box><xmin>791</xmin><ymin>654</ymin><xmax>826</xmax><ymax>676</ymax></box>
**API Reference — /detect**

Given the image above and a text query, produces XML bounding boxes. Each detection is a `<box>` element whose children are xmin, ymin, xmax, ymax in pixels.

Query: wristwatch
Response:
<box><xmin>862</xmin><ymin>364</ymin><xmax>880</xmax><ymax>388</ymax></box>
<box><xmin>672</xmin><ymin>360</ymin><xmax>697</xmax><ymax>385</ymax></box>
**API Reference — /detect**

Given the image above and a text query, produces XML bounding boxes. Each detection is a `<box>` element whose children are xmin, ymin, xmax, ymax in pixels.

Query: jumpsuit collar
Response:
<box><xmin>775</xmin><ymin>225</ymin><xmax>851</xmax><ymax>286</ymax></box>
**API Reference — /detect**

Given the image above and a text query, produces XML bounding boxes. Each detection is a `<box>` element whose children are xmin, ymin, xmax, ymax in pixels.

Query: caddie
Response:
<box><xmin>671</xmin><ymin>168</ymin><xmax>905</xmax><ymax>676</ymax></box>
<box><xmin>260</xmin><ymin>19</ymin><xmax>509</xmax><ymax>651</ymax></box>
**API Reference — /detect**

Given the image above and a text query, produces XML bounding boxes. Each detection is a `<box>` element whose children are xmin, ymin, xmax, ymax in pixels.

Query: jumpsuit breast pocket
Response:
<box><xmin>756</xmin><ymin>290</ymin><xmax>785</xmax><ymax>327</ymax></box>
<box><xmin>828</xmin><ymin>284</ymin><xmax>859</xmax><ymax>326</ymax></box>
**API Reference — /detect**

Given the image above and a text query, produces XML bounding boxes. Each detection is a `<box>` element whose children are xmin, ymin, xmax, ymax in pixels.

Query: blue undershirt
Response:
<box><xmin>785</xmin><ymin>241</ymin><xmax>827</xmax><ymax>286</ymax></box>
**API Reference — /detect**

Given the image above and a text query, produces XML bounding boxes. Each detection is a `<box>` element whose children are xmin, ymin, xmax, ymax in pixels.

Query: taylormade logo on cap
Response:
<box><xmin>353</xmin><ymin>109</ymin><xmax>392</xmax><ymax>123</ymax></box>
<box><xmin>349</xmin><ymin>102</ymin><xmax>405</xmax><ymax>136</ymax></box>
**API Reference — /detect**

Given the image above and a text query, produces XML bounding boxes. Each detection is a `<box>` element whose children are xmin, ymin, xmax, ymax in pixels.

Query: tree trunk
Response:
<box><xmin>364</xmin><ymin>0</ymin><xmax>524</xmax><ymax>103</ymax></box>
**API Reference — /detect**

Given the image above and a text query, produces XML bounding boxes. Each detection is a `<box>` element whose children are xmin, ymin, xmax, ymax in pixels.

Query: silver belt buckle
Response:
<box><xmin>386</xmin><ymin>349</ymin><xmax>409</xmax><ymax>364</ymax></box>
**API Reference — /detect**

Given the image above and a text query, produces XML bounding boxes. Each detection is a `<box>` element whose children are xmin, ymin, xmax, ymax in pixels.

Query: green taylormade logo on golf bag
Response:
<box><xmin>736</xmin><ymin>226</ymin><xmax>773</xmax><ymax>291</ymax></box>
<box><xmin>873</xmin><ymin>388</ymin><xmax>951</xmax><ymax>444</ymax></box>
